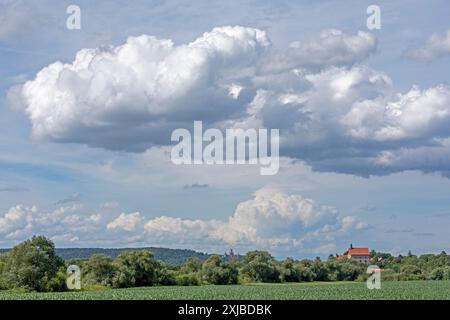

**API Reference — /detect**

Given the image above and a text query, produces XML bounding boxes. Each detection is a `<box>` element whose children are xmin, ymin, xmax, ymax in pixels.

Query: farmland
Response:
<box><xmin>0</xmin><ymin>281</ymin><xmax>448</xmax><ymax>300</ymax></box>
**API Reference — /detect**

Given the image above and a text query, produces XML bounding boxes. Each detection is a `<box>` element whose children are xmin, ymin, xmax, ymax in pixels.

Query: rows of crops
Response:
<box><xmin>0</xmin><ymin>281</ymin><xmax>448</xmax><ymax>300</ymax></box>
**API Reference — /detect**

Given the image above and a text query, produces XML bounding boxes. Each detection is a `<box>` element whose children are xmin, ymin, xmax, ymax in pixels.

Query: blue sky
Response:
<box><xmin>0</xmin><ymin>0</ymin><xmax>449</xmax><ymax>258</ymax></box>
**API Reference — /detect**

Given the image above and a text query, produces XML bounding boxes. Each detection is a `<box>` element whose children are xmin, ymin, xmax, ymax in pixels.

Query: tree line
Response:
<box><xmin>0</xmin><ymin>236</ymin><xmax>448</xmax><ymax>292</ymax></box>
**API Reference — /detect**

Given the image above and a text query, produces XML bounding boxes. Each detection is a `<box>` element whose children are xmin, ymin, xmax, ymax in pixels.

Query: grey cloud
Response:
<box><xmin>386</xmin><ymin>228</ymin><xmax>414</xmax><ymax>234</ymax></box>
<box><xmin>183</xmin><ymin>183</ymin><xmax>209</xmax><ymax>189</ymax></box>
<box><xmin>263</xmin><ymin>29</ymin><xmax>377</xmax><ymax>73</ymax></box>
<box><xmin>406</xmin><ymin>29</ymin><xmax>450</xmax><ymax>62</ymax></box>
<box><xmin>412</xmin><ymin>232</ymin><xmax>435</xmax><ymax>237</ymax></box>
<box><xmin>0</xmin><ymin>187</ymin><xmax>29</xmax><ymax>192</ymax></box>
<box><xmin>55</xmin><ymin>193</ymin><xmax>81</xmax><ymax>205</ymax></box>
<box><xmin>0</xmin><ymin>1</ymin><xmax>32</xmax><ymax>40</ymax></box>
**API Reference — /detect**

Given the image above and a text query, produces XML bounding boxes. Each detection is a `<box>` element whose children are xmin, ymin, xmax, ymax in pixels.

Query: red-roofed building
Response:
<box><xmin>336</xmin><ymin>244</ymin><xmax>370</xmax><ymax>264</ymax></box>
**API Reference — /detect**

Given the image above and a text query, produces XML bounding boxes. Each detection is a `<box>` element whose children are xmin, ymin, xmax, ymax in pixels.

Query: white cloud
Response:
<box><xmin>0</xmin><ymin>188</ymin><xmax>368</xmax><ymax>255</ymax></box>
<box><xmin>343</xmin><ymin>85</ymin><xmax>450</xmax><ymax>141</ymax></box>
<box><xmin>12</xmin><ymin>25</ymin><xmax>450</xmax><ymax>176</ymax></box>
<box><xmin>340</xmin><ymin>215</ymin><xmax>370</xmax><ymax>231</ymax></box>
<box><xmin>144</xmin><ymin>216</ymin><xmax>222</xmax><ymax>246</ymax></box>
<box><xmin>13</xmin><ymin>27</ymin><xmax>375</xmax><ymax>154</ymax></box>
<box><xmin>407</xmin><ymin>29</ymin><xmax>450</xmax><ymax>61</ymax></box>
<box><xmin>107</xmin><ymin>212</ymin><xmax>143</xmax><ymax>231</ymax></box>
<box><xmin>0</xmin><ymin>204</ymin><xmax>102</xmax><ymax>242</ymax></box>
<box><xmin>126</xmin><ymin>188</ymin><xmax>366</xmax><ymax>254</ymax></box>
<box><xmin>248</xmin><ymin>65</ymin><xmax>450</xmax><ymax>175</ymax></box>
<box><xmin>16</xmin><ymin>26</ymin><xmax>269</xmax><ymax>151</ymax></box>
<box><xmin>89</xmin><ymin>214</ymin><xmax>102</xmax><ymax>223</ymax></box>
<box><xmin>213</xmin><ymin>187</ymin><xmax>338</xmax><ymax>247</ymax></box>
<box><xmin>50</xmin><ymin>234</ymin><xmax>80</xmax><ymax>243</ymax></box>
<box><xmin>0</xmin><ymin>205</ymin><xmax>35</xmax><ymax>237</ymax></box>
<box><xmin>265</xmin><ymin>29</ymin><xmax>376</xmax><ymax>72</ymax></box>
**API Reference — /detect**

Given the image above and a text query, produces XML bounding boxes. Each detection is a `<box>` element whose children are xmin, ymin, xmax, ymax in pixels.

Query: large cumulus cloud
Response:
<box><xmin>18</xmin><ymin>26</ymin><xmax>270</xmax><ymax>151</ymax></box>
<box><xmin>106</xmin><ymin>188</ymin><xmax>367</xmax><ymax>254</ymax></box>
<box><xmin>12</xmin><ymin>25</ymin><xmax>450</xmax><ymax>176</ymax></box>
<box><xmin>0</xmin><ymin>189</ymin><xmax>366</xmax><ymax>255</ymax></box>
<box><xmin>0</xmin><ymin>204</ymin><xmax>101</xmax><ymax>242</ymax></box>
<box><xmin>250</xmin><ymin>67</ymin><xmax>450</xmax><ymax>175</ymax></box>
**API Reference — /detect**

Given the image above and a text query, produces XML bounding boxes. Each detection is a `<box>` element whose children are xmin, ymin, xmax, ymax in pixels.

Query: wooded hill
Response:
<box><xmin>0</xmin><ymin>247</ymin><xmax>211</xmax><ymax>266</ymax></box>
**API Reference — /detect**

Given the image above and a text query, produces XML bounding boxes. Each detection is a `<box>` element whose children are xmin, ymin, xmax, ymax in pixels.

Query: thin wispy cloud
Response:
<box><xmin>0</xmin><ymin>187</ymin><xmax>29</xmax><ymax>193</ymax></box>
<box><xmin>55</xmin><ymin>193</ymin><xmax>81</xmax><ymax>205</ymax></box>
<box><xmin>183</xmin><ymin>183</ymin><xmax>209</xmax><ymax>190</ymax></box>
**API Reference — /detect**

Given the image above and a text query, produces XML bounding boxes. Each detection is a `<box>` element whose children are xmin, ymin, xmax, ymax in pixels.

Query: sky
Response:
<box><xmin>0</xmin><ymin>0</ymin><xmax>449</xmax><ymax>258</ymax></box>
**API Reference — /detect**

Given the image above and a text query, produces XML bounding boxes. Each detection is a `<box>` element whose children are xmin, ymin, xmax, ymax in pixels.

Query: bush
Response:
<box><xmin>111</xmin><ymin>251</ymin><xmax>166</xmax><ymax>288</ymax></box>
<box><xmin>201</xmin><ymin>255</ymin><xmax>239</xmax><ymax>285</ymax></box>
<box><xmin>429</xmin><ymin>267</ymin><xmax>445</xmax><ymax>280</ymax></box>
<box><xmin>326</xmin><ymin>260</ymin><xmax>365</xmax><ymax>281</ymax></box>
<box><xmin>157</xmin><ymin>267</ymin><xmax>177</xmax><ymax>285</ymax></box>
<box><xmin>279</xmin><ymin>257</ymin><xmax>299</xmax><ymax>282</ymax></box>
<box><xmin>295</xmin><ymin>262</ymin><xmax>316</xmax><ymax>282</ymax></box>
<box><xmin>382</xmin><ymin>269</ymin><xmax>400</xmax><ymax>281</ymax></box>
<box><xmin>176</xmin><ymin>273</ymin><xmax>201</xmax><ymax>286</ymax></box>
<box><xmin>445</xmin><ymin>267</ymin><xmax>450</xmax><ymax>280</ymax></box>
<box><xmin>400</xmin><ymin>264</ymin><xmax>422</xmax><ymax>276</ymax></box>
<box><xmin>311</xmin><ymin>258</ymin><xmax>329</xmax><ymax>281</ymax></box>
<box><xmin>82</xmin><ymin>254</ymin><xmax>116</xmax><ymax>287</ymax></box>
<box><xmin>0</xmin><ymin>253</ymin><xmax>7</xmax><ymax>290</ymax></box>
<box><xmin>241</xmin><ymin>251</ymin><xmax>280</xmax><ymax>283</ymax></box>
<box><xmin>356</xmin><ymin>274</ymin><xmax>369</xmax><ymax>282</ymax></box>
<box><xmin>180</xmin><ymin>257</ymin><xmax>203</xmax><ymax>274</ymax></box>
<box><xmin>47</xmin><ymin>267</ymin><xmax>68</xmax><ymax>292</ymax></box>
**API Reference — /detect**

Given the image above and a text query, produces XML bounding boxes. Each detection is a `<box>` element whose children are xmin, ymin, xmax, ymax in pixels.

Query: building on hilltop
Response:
<box><xmin>336</xmin><ymin>244</ymin><xmax>370</xmax><ymax>264</ymax></box>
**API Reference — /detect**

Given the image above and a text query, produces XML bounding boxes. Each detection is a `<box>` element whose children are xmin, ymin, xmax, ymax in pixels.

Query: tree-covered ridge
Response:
<box><xmin>0</xmin><ymin>236</ymin><xmax>449</xmax><ymax>292</ymax></box>
<box><xmin>0</xmin><ymin>247</ymin><xmax>211</xmax><ymax>266</ymax></box>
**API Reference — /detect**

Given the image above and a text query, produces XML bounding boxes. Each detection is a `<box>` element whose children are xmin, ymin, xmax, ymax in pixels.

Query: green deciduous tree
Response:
<box><xmin>0</xmin><ymin>236</ymin><xmax>65</xmax><ymax>291</ymax></box>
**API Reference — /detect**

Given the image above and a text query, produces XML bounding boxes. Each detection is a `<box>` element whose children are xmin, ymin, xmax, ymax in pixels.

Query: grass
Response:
<box><xmin>0</xmin><ymin>280</ymin><xmax>448</xmax><ymax>300</ymax></box>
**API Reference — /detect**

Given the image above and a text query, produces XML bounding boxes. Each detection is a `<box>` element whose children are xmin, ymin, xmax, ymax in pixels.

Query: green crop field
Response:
<box><xmin>0</xmin><ymin>281</ymin><xmax>448</xmax><ymax>300</ymax></box>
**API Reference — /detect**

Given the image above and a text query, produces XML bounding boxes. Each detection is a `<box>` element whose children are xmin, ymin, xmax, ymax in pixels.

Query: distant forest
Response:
<box><xmin>0</xmin><ymin>247</ymin><xmax>213</xmax><ymax>266</ymax></box>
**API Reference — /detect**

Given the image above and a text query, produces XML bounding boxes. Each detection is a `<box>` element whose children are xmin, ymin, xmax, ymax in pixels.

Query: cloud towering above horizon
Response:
<box><xmin>0</xmin><ymin>188</ymin><xmax>368</xmax><ymax>256</ymax></box>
